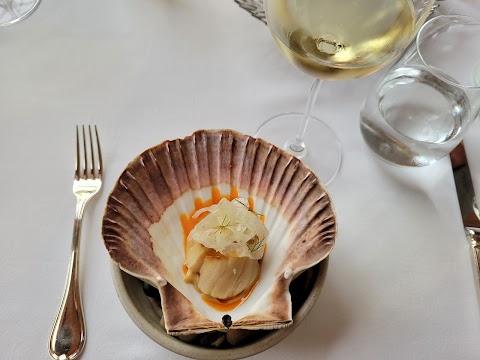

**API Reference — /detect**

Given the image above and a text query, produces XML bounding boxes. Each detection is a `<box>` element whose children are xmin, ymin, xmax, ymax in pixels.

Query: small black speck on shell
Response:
<box><xmin>222</xmin><ymin>315</ymin><xmax>233</xmax><ymax>329</ymax></box>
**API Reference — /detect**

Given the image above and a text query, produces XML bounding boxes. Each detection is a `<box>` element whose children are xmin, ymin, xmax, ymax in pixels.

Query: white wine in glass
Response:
<box><xmin>258</xmin><ymin>0</ymin><xmax>434</xmax><ymax>185</ymax></box>
<box><xmin>0</xmin><ymin>0</ymin><xmax>41</xmax><ymax>26</ymax></box>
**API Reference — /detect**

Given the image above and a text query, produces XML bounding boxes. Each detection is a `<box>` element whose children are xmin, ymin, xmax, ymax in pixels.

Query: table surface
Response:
<box><xmin>1</xmin><ymin>1</ymin><xmax>480</xmax><ymax>359</ymax></box>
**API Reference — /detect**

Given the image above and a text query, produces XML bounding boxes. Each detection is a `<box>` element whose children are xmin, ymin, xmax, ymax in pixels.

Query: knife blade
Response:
<box><xmin>450</xmin><ymin>142</ymin><xmax>480</xmax><ymax>296</ymax></box>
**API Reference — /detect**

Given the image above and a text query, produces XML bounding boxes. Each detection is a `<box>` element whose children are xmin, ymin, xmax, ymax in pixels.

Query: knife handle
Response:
<box><xmin>466</xmin><ymin>227</ymin><xmax>480</xmax><ymax>290</ymax></box>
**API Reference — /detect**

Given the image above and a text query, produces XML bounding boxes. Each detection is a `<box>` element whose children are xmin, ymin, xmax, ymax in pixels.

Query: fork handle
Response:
<box><xmin>49</xmin><ymin>213</ymin><xmax>86</xmax><ymax>360</ymax></box>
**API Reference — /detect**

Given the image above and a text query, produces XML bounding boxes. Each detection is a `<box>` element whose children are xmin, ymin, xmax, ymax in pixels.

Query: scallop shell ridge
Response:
<box><xmin>102</xmin><ymin>129</ymin><xmax>336</xmax><ymax>335</ymax></box>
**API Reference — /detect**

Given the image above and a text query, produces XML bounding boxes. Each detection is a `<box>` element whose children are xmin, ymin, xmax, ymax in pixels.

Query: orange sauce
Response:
<box><xmin>180</xmin><ymin>186</ymin><xmax>264</xmax><ymax>311</ymax></box>
<box><xmin>229</xmin><ymin>187</ymin><xmax>239</xmax><ymax>199</ymax></box>
<box><xmin>202</xmin><ymin>296</ymin><xmax>243</xmax><ymax>312</ymax></box>
<box><xmin>201</xmin><ymin>278</ymin><xmax>260</xmax><ymax>312</ymax></box>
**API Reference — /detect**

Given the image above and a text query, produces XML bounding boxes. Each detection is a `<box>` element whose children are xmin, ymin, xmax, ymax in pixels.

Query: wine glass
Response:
<box><xmin>0</xmin><ymin>0</ymin><xmax>40</xmax><ymax>26</ymax></box>
<box><xmin>257</xmin><ymin>0</ymin><xmax>435</xmax><ymax>185</ymax></box>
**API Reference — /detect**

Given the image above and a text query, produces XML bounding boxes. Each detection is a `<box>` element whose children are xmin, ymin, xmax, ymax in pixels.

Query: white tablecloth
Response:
<box><xmin>1</xmin><ymin>1</ymin><xmax>480</xmax><ymax>359</ymax></box>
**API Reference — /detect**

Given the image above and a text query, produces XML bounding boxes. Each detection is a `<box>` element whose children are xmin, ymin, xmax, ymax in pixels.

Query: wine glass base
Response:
<box><xmin>255</xmin><ymin>112</ymin><xmax>341</xmax><ymax>186</ymax></box>
<box><xmin>0</xmin><ymin>0</ymin><xmax>41</xmax><ymax>26</ymax></box>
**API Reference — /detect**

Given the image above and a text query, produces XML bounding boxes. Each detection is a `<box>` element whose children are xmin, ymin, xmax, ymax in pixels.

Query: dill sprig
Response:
<box><xmin>233</xmin><ymin>198</ymin><xmax>249</xmax><ymax>208</ymax></box>
<box><xmin>246</xmin><ymin>237</ymin><xmax>265</xmax><ymax>253</ymax></box>
<box><xmin>251</xmin><ymin>209</ymin><xmax>264</xmax><ymax>217</ymax></box>
<box><xmin>234</xmin><ymin>198</ymin><xmax>264</xmax><ymax>217</ymax></box>
<box><xmin>214</xmin><ymin>215</ymin><xmax>232</xmax><ymax>234</ymax></box>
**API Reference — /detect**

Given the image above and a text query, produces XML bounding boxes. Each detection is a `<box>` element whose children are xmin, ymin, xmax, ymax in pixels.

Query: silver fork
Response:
<box><xmin>49</xmin><ymin>125</ymin><xmax>103</xmax><ymax>360</ymax></box>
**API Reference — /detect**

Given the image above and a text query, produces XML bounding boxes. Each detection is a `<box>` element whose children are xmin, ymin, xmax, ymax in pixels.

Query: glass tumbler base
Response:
<box><xmin>0</xmin><ymin>0</ymin><xmax>41</xmax><ymax>26</ymax></box>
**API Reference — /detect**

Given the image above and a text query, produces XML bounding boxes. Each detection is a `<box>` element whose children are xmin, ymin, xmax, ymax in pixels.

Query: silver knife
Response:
<box><xmin>451</xmin><ymin>142</ymin><xmax>480</xmax><ymax>297</ymax></box>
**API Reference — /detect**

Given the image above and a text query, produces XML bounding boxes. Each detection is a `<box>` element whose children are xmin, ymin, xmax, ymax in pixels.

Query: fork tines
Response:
<box><xmin>75</xmin><ymin>125</ymin><xmax>103</xmax><ymax>180</ymax></box>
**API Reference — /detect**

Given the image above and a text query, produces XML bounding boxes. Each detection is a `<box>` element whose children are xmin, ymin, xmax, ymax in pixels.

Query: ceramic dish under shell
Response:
<box><xmin>102</xmin><ymin>129</ymin><xmax>336</xmax><ymax>335</ymax></box>
<box><xmin>111</xmin><ymin>258</ymin><xmax>328</xmax><ymax>359</ymax></box>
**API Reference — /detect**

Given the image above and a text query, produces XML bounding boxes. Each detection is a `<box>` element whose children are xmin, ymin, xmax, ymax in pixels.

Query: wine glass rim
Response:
<box><xmin>416</xmin><ymin>14</ymin><xmax>480</xmax><ymax>90</ymax></box>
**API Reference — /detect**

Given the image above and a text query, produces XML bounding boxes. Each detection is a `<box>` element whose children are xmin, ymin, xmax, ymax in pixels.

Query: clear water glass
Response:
<box><xmin>0</xmin><ymin>0</ymin><xmax>40</xmax><ymax>26</ymax></box>
<box><xmin>360</xmin><ymin>15</ymin><xmax>480</xmax><ymax>166</ymax></box>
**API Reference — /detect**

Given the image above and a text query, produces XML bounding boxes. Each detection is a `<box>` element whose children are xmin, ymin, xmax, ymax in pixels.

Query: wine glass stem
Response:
<box><xmin>289</xmin><ymin>78</ymin><xmax>323</xmax><ymax>153</ymax></box>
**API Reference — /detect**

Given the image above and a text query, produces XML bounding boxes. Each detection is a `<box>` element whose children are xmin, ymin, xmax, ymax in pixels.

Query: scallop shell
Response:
<box><xmin>102</xmin><ymin>129</ymin><xmax>336</xmax><ymax>335</ymax></box>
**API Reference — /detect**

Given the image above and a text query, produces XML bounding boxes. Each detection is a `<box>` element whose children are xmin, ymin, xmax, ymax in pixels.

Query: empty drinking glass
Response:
<box><xmin>0</xmin><ymin>0</ymin><xmax>40</xmax><ymax>26</ymax></box>
<box><xmin>360</xmin><ymin>15</ymin><xmax>480</xmax><ymax>166</ymax></box>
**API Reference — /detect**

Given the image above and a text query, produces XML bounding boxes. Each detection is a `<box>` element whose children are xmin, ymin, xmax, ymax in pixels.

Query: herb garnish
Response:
<box><xmin>246</xmin><ymin>237</ymin><xmax>265</xmax><ymax>253</ymax></box>
<box><xmin>214</xmin><ymin>215</ymin><xmax>232</xmax><ymax>233</ymax></box>
<box><xmin>234</xmin><ymin>198</ymin><xmax>264</xmax><ymax>217</ymax></box>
